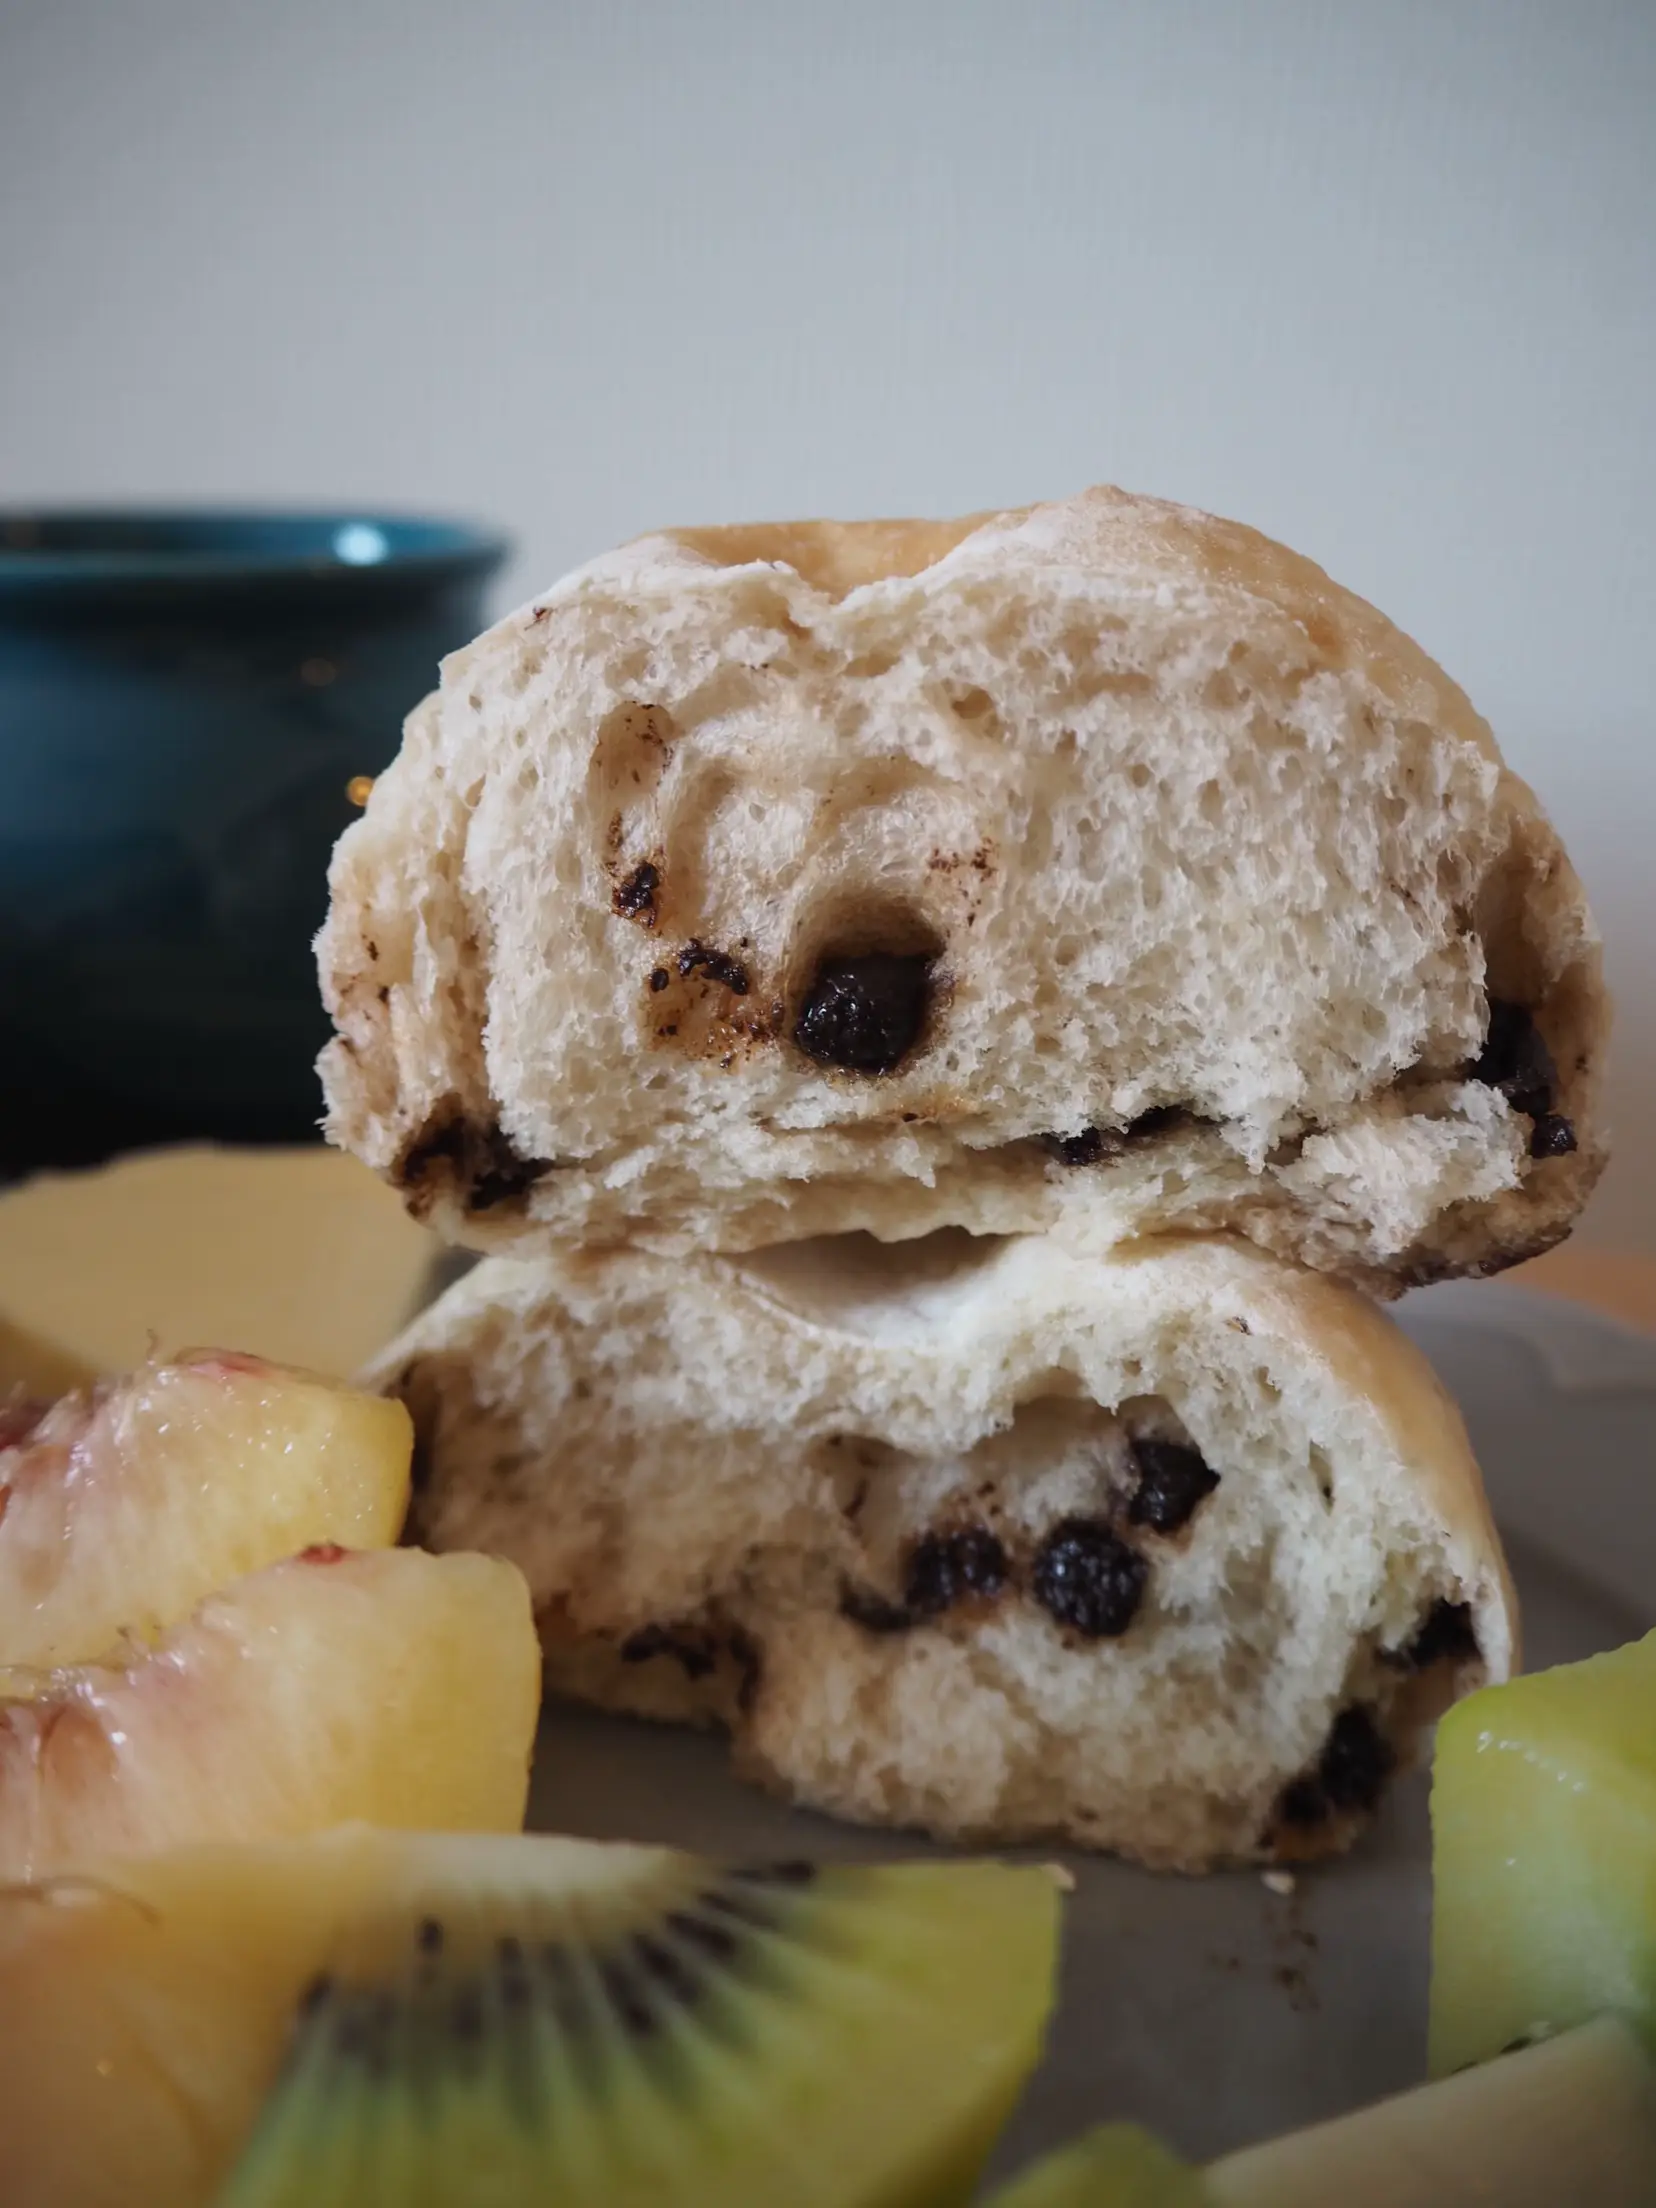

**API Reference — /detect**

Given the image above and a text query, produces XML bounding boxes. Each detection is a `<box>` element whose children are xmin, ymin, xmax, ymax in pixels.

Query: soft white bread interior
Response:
<box><xmin>319</xmin><ymin>486</ymin><xmax>1605</xmax><ymax>1293</ymax></box>
<box><xmin>372</xmin><ymin>1230</ymin><xmax>1515</xmax><ymax>1871</ymax></box>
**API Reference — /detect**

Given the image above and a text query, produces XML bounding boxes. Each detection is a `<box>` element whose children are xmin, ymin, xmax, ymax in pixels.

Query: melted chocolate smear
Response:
<box><xmin>1031</xmin><ymin>1517</ymin><xmax>1149</xmax><ymax>1638</ymax></box>
<box><xmin>677</xmin><ymin>939</ymin><xmax>750</xmax><ymax>995</ymax></box>
<box><xmin>903</xmin><ymin>1526</ymin><xmax>1008</xmax><ymax>1617</ymax></box>
<box><xmin>466</xmin><ymin>1123</ymin><xmax>556</xmax><ymax>1212</ymax></box>
<box><xmin>613</xmin><ymin>861</ymin><xmax>661</xmax><ymax>926</ymax></box>
<box><xmin>794</xmin><ymin>954</ymin><xmax>932</xmax><ymax>1074</ymax></box>
<box><xmin>1127</xmin><ymin>1436</ymin><xmax>1220</xmax><ymax>1533</ymax></box>
<box><xmin>394</xmin><ymin>1101</ymin><xmax>553</xmax><ymax>1215</ymax></box>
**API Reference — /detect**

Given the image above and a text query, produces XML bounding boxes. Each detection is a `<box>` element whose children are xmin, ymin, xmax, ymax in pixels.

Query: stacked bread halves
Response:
<box><xmin>319</xmin><ymin>487</ymin><xmax>1605</xmax><ymax>1871</ymax></box>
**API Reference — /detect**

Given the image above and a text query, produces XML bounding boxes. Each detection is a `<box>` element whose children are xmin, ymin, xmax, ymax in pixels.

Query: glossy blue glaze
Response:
<box><xmin>0</xmin><ymin>510</ymin><xmax>509</xmax><ymax>1170</ymax></box>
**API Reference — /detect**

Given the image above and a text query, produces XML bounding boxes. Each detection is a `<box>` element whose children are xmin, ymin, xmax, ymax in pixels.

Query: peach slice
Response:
<box><xmin>0</xmin><ymin>1544</ymin><xmax>539</xmax><ymax>1880</ymax></box>
<box><xmin>0</xmin><ymin>1352</ymin><xmax>412</xmax><ymax>1670</ymax></box>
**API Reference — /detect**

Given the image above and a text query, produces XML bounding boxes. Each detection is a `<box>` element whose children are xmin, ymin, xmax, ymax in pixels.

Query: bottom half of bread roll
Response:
<box><xmin>370</xmin><ymin>1230</ymin><xmax>1514</xmax><ymax>1872</ymax></box>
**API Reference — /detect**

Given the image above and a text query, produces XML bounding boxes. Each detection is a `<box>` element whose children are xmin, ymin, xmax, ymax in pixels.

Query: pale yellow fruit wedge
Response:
<box><xmin>0</xmin><ymin>1829</ymin><xmax>1058</xmax><ymax>2208</ymax></box>
<box><xmin>0</xmin><ymin>1143</ymin><xmax>437</xmax><ymax>1381</ymax></box>
<box><xmin>0</xmin><ymin>1826</ymin><xmax>413</xmax><ymax>2208</ymax></box>
<box><xmin>0</xmin><ymin>1546</ymin><xmax>539</xmax><ymax>1879</ymax></box>
<box><xmin>0</xmin><ymin>1352</ymin><xmax>412</xmax><ymax>1670</ymax></box>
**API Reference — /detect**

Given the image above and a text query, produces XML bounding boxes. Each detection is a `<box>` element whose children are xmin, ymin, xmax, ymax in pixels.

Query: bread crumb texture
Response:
<box><xmin>372</xmin><ymin>1230</ymin><xmax>1514</xmax><ymax>1871</ymax></box>
<box><xmin>318</xmin><ymin>484</ymin><xmax>1605</xmax><ymax>1290</ymax></box>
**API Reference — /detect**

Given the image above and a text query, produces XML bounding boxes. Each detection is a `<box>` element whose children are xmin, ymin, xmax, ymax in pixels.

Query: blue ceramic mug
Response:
<box><xmin>0</xmin><ymin>510</ymin><xmax>509</xmax><ymax>1173</ymax></box>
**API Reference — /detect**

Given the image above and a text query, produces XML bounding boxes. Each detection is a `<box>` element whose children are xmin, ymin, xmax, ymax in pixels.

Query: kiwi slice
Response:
<box><xmin>984</xmin><ymin>2122</ymin><xmax>1208</xmax><ymax>2205</ymax></box>
<box><xmin>212</xmin><ymin>1837</ymin><xmax>1059</xmax><ymax>2208</ymax></box>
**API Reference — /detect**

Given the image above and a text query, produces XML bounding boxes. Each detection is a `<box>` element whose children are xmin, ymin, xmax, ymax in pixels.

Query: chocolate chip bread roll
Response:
<box><xmin>371</xmin><ymin>1230</ymin><xmax>1514</xmax><ymax>1872</ymax></box>
<box><xmin>319</xmin><ymin>484</ymin><xmax>1605</xmax><ymax>1294</ymax></box>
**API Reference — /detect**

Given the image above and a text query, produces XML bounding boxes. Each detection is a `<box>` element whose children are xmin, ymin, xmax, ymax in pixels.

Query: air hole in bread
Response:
<box><xmin>1038</xmin><ymin>1104</ymin><xmax>1199</xmax><ymax>1166</ymax></box>
<box><xmin>1308</xmin><ymin>1445</ymin><xmax>1335</xmax><ymax>1506</ymax></box>
<box><xmin>1399</xmin><ymin>1597</ymin><xmax>1480</xmax><ymax>1672</ymax></box>
<box><xmin>1470</xmin><ymin>997</ymin><xmax>1557</xmax><ymax>1119</ymax></box>
<box><xmin>947</xmin><ymin>684</ymin><xmax>998</xmax><ymax>725</ymax></box>
<box><xmin>730</xmin><ymin>1229</ymin><xmax>1008</xmax><ymax>1330</ymax></box>
<box><xmin>589</xmin><ymin>700</ymin><xmax>678</xmax><ymax>808</ymax></box>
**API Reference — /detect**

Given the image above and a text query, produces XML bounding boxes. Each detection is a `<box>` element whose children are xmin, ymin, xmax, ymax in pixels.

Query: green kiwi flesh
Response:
<box><xmin>984</xmin><ymin>2121</ymin><xmax>1208</xmax><ymax>2205</ymax></box>
<box><xmin>213</xmin><ymin>1838</ymin><xmax>1059</xmax><ymax>2208</ymax></box>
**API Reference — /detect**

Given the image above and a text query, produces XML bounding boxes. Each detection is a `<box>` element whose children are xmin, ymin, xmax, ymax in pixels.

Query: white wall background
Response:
<box><xmin>3</xmin><ymin>0</ymin><xmax>1652</xmax><ymax>1244</ymax></box>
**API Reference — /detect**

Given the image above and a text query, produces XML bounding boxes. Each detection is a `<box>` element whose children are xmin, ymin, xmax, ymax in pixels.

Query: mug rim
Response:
<box><xmin>0</xmin><ymin>506</ymin><xmax>511</xmax><ymax>594</ymax></box>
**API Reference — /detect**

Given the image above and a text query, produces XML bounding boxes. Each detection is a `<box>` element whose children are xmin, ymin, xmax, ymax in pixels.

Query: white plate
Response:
<box><xmin>526</xmin><ymin>1283</ymin><xmax>1656</xmax><ymax>2172</ymax></box>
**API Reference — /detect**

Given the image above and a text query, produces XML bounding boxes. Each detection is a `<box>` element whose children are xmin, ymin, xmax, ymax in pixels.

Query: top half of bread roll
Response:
<box><xmin>317</xmin><ymin>485</ymin><xmax>1606</xmax><ymax>1292</ymax></box>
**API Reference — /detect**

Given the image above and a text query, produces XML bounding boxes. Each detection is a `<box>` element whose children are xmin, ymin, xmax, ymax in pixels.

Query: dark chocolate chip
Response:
<box><xmin>1529</xmin><ymin>1112</ymin><xmax>1577</xmax><ymax>1159</ymax></box>
<box><xmin>1040</xmin><ymin>1126</ymin><xmax>1122</xmax><ymax>1167</ymax></box>
<box><xmin>613</xmin><ymin>860</ymin><xmax>661</xmax><ymax>926</ymax></box>
<box><xmin>677</xmin><ymin>939</ymin><xmax>750</xmax><ymax>994</ymax></box>
<box><xmin>1031</xmin><ymin>1517</ymin><xmax>1149</xmax><ymax>1638</ymax></box>
<box><xmin>1127</xmin><ymin>1436</ymin><xmax>1220</xmax><ymax>1533</ymax></box>
<box><xmin>1317</xmin><ymin>1705</ymin><xmax>1394</xmax><ymax>1814</ymax></box>
<box><xmin>839</xmin><ymin>1583</ymin><xmax>915</xmax><ymax>1634</ymax></box>
<box><xmin>793</xmin><ymin>953</ymin><xmax>932</xmax><ymax>1074</ymax></box>
<box><xmin>1470</xmin><ymin>999</ymin><xmax>1557</xmax><ymax>1121</ymax></box>
<box><xmin>619</xmin><ymin>1624</ymin><xmax>717</xmax><ymax>1680</ymax></box>
<box><xmin>903</xmin><ymin>1525</ymin><xmax>1009</xmax><ymax>1616</ymax></box>
<box><xmin>649</xmin><ymin>966</ymin><xmax>671</xmax><ymax>993</ymax></box>
<box><xmin>1277</xmin><ymin>1776</ymin><xmax>1331</xmax><ymax>1828</ymax></box>
<box><xmin>1038</xmin><ymin>1104</ymin><xmax>1192</xmax><ymax>1166</ymax></box>
<box><xmin>1404</xmin><ymin>1598</ymin><xmax>1480</xmax><ymax>1671</ymax></box>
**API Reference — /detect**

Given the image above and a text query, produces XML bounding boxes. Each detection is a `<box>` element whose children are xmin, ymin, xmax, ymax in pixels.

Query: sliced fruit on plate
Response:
<box><xmin>0</xmin><ymin>1545</ymin><xmax>538</xmax><ymax>1879</ymax></box>
<box><xmin>1206</xmin><ymin>2017</ymin><xmax>1656</xmax><ymax>2207</ymax></box>
<box><xmin>1429</xmin><ymin>1627</ymin><xmax>1656</xmax><ymax>2076</ymax></box>
<box><xmin>0</xmin><ymin>1352</ymin><xmax>413</xmax><ymax>1670</ymax></box>
<box><xmin>0</xmin><ymin>1826</ymin><xmax>1061</xmax><ymax>2208</ymax></box>
<box><xmin>984</xmin><ymin>2121</ymin><xmax>1208</xmax><ymax>2204</ymax></box>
